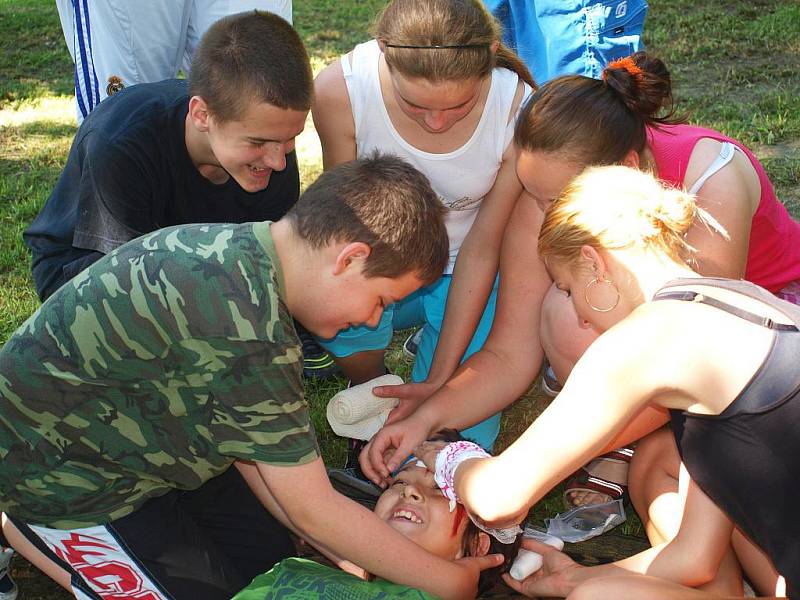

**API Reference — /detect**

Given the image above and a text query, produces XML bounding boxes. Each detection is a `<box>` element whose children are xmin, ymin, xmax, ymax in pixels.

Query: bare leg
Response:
<box><xmin>568</xmin><ymin>574</ymin><xmax>728</xmax><ymax>600</ymax></box>
<box><xmin>1</xmin><ymin>515</ymin><xmax>72</xmax><ymax>592</ymax></box>
<box><xmin>541</xmin><ymin>285</ymin><xmax>638</xmax><ymax>506</ymax></box>
<box><xmin>629</xmin><ymin>429</ymin><xmax>785</xmax><ymax>596</ymax></box>
<box><xmin>332</xmin><ymin>349</ymin><xmax>387</xmax><ymax>385</ymax></box>
<box><xmin>539</xmin><ymin>284</ymin><xmax>599</xmax><ymax>383</ymax></box>
<box><xmin>731</xmin><ymin>529</ymin><xmax>782</xmax><ymax>596</ymax></box>
<box><xmin>628</xmin><ymin>428</ymin><xmax>683</xmax><ymax>544</ymax></box>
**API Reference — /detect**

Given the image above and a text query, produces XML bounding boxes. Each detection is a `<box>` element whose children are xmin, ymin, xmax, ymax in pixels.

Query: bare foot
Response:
<box><xmin>564</xmin><ymin>457</ymin><xmax>630</xmax><ymax>508</ymax></box>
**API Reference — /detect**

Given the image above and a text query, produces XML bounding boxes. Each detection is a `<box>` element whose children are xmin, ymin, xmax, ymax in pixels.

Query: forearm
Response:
<box><xmin>234</xmin><ymin>461</ymin><xmax>345</xmax><ymax>564</ymax></box>
<box><xmin>420</xmin><ymin>192</ymin><xmax>549</xmax><ymax>433</ymax></box>
<box><xmin>258</xmin><ymin>460</ymin><xmax>480</xmax><ymax>599</ymax></box>
<box><xmin>419</xmin><ymin>341</ymin><xmax>543</xmax><ymax>435</ymax></box>
<box><xmin>288</xmin><ymin>488</ymin><xmax>477</xmax><ymax>598</ymax></box>
<box><xmin>427</xmin><ymin>244</ymin><xmax>498</xmax><ymax>385</ymax></box>
<box><xmin>453</xmin><ymin>359</ymin><xmax>651</xmax><ymax>523</ymax></box>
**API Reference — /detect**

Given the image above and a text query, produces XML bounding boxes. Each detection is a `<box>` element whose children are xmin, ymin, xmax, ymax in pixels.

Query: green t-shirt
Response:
<box><xmin>234</xmin><ymin>558</ymin><xmax>439</xmax><ymax>600</ymax></box>
<box><xmin>0</xmin><ymin>222</ymin><xmax>318</xmax><ymax>528</ymax></box>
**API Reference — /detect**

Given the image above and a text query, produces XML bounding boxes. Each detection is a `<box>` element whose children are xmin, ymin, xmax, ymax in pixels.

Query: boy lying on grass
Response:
<box><xmin>235</xmin><ymin>431</ymin><xmax>522</xmax><ymax>599</ymax></box>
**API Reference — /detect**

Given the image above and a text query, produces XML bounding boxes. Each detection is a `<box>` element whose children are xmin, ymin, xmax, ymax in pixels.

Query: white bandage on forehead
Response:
<box><xmin>433</xmin><ymin>441</ymin><xmax>522</xmax><ymax>544</ymax></box>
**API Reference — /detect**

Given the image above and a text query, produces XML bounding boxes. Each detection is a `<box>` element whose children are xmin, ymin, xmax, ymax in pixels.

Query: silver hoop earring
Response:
<box><xmin>584</xmin><ymin>277</ymin><xmax>620</xmax><ymax>313</ymax></box>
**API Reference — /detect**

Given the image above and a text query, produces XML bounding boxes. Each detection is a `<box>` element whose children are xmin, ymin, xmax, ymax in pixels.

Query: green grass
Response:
<box><xmin>0</xmin><ymin>0</ymin><xmax>799</xmax><ymax>594</ymax></box>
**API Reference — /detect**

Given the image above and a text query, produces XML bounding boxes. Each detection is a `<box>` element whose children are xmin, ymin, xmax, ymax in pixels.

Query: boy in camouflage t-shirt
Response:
<box><xmin>0</xmin><ymin>156</ymin><xmax>500</xmax><ymax>600</ymax></box>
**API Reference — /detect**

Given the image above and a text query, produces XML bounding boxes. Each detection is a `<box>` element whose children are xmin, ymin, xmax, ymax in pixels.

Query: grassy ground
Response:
<box><xmin>0</xmin><ymin>0</ymin><xmax>799</xmax><ymax>597</ymax></box>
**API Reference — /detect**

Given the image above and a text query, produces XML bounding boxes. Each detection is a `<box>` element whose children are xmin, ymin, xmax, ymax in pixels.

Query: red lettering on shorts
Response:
<box><xmin>52</xmin><ymin>533</ymin><xmax>163</xmax><ymax>599</ymax></box>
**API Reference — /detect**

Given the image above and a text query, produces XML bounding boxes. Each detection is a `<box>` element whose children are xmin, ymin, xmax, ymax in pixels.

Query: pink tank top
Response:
<box><xmin>648</xmin><ymin>124</ymin><xmax>800</xmax><ymax>293</ymax></box>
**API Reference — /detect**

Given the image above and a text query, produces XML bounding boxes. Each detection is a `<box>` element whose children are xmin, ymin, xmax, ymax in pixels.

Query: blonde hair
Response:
<box><xmin>538</xmin><ymin>165</ymin><xmax>727</xmax><ymax>266</ymax></box>
<box><xmin>372</xmin><ymin>0</ymin><xmax>535</xmax><ymax>87</ymax></box>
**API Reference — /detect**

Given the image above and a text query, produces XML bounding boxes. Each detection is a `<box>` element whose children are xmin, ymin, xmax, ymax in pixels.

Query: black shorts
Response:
<box><xmin>10</xmin><ymin>466</ymin><xmax>295</xmax><ymax>599</ymax></box>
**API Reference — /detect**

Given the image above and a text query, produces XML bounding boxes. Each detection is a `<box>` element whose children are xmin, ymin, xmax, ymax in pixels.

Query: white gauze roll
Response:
<box><xmin>330</xmin><ymin>374</ymin><xmax>402</xmax><ymax>423</ymax></box>
<box><xmin>509</xmin><ymin>532</ymin><xmax>564</xmax><ymax>581</ymax></box>
<box><xmin>509</xmin><ymin>550</ymin><xmax>543</xmax><ymax>580</ymax></box>
<box><xmin>326</xmin><ymin>374</ymin><xmax>403</xmax><ymax>440</ymax></box>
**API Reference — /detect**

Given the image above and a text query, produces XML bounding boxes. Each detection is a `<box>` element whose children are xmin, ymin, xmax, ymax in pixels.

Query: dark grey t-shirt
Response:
<box><xmin>24</xmin><ymin>79</ymin><xmax>300</xmax><ymax>301</ymax></box>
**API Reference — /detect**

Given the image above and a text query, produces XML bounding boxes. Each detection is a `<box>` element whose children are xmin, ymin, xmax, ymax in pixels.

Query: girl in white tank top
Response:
<box><xmin>313</xmin><ymin>0</ymin><xmax>534</xmax><ymax>451</ymax></box>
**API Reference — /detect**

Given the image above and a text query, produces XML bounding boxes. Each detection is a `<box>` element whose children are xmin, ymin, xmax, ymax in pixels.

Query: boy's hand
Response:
<box><xmin>373</xmin><ymin>381</ymin><xmax>440</xmax><ymax>425</ymax></box>
<box><xmin>359</xmin><ymin>414</ymin><xmax>433</xmax><ymax>485</ymax></box>
<box><xmin>501</xmin><ymin>538</ymin><xmax>583</xmax><ymax>598</ymax></box>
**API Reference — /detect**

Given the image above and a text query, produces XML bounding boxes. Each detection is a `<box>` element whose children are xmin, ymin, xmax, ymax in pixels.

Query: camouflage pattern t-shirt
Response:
<box><xmin>0</xmin><ymin>222</ymin><xmax>318</xmax><ymax>528</ymax></box>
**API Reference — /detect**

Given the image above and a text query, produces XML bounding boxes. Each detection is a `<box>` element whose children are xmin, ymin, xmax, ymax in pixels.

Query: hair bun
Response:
<box><xmin>603</xmin><ymin>56</ymin><xmax>644</xmax><ymax>84</ymax></box>
<box><xmin>601</xmin><ymin>51</ymin><xmax>675</xmax><ymax>121</ymax></box>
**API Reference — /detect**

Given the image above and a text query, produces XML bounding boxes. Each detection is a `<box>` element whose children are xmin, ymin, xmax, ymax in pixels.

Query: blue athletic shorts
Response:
<box><xmin>482</xmin><ymin>0</ymin><xmax>648</xmax><ymax>83</ymax></box>
<box><xmin>319</xmin><ymin>275</ymin><xmax>502</xmax><ymax>450</ymax></box>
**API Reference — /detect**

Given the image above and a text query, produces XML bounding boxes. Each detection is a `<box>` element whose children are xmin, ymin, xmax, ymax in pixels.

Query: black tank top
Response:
<box><xmin>656</xmin><ymin>277</ymin><xmax>800</xmax><ymax>596</ymax></box>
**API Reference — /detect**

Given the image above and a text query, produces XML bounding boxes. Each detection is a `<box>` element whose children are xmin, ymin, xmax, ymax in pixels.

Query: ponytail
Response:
<box><xmin>496</xmin><ymin>42</ymin><xmax>536</xmax><ymax>89</ymax></box>
<box><xmin>515</xmin><ymin>52</ymin><xmax>684</xmax><ymax>166</ymax></box>
<box><xmin>602</xmin><ymin>52</ymin><xmax>678</xmax><ymax>126</ymax></box>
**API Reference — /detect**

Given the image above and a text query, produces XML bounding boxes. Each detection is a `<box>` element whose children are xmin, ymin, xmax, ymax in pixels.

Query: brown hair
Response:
<box><xmin>538</xmin><ymin>165</ymin><xmax>727</xmax><ymax>267</ymax></box>
<box><xmin>429</xmin><ymin>430</ymin><xmax>522</xmax><ymax>594</ymax></box>
<box><xmin>288</xmin><ymin>154</ymin><xmax>449</xmax><ymax>284</ymax></box>
<box><xmin>189</xmin><ymin>10</ymin><xmax>312</xmax><ymax>122</ymax></box>
<box><xmin>372</xmin><ymin>0</ymin><xmax>535</xmax><ymax>88</ymax></box>
<box><xmin>515</xmin><ymin>52</ymin><xmax>683</xmax><ymax>166</ymax></box>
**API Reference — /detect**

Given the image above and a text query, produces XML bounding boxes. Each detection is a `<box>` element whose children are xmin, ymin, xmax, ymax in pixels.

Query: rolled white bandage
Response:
<box><xmin>326</xmin><ymin>374</ymin><xmax>402</xmax><ymax>440</ymax></box>
<box><xmin>509</xmin><ymin>531</ymin><xmax>564</xmax><ymax>580</ymax></box>
<box><xmin>509</xmin><ymin>550</ymin><xmax>543</xmax><ymax>580</ymax></box>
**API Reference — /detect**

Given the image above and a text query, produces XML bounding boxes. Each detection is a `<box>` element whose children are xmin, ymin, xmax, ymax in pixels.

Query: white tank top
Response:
<box><xmin>341</xmin><ymin>40</ymin><xmax>531</xmax><ymax>273</ymax></box>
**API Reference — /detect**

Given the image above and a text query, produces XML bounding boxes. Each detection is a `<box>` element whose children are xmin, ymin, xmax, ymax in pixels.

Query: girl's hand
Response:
<box><xmin>359</xmin><ymin>414</ymin><xmax>434</xmax><ymax>484</ymax></box>
<box><xmin>502</xmin><ymin>538</ymin><xmax>583</xmax><ymax>598</ymax></box>
<box><xmin>413</xmin><ymin>440</ymin><xmax>448</xmax><ymax>470</ymax></box>
<box><xmin>373</xmin><ymin>381</ymin><xmax>442</xmax><ymax>425</ymax></box>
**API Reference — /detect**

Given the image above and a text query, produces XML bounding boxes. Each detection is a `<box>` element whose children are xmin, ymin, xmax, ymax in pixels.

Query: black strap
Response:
<box><xmin>654</xmin><ymin>290</ymin><xmax>799</xmax><ymax>331</ymax></box>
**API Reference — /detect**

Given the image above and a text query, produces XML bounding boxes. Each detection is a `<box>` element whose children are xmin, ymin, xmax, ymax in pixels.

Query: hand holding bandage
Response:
<box><xmin>326</xmin><ymin>374</ymin><xmax>403</xmax><ymax>440</ymax></box>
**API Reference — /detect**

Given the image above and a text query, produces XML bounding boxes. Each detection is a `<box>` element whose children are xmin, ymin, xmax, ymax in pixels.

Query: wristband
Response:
<box><xmin>433</xmin><ymin>441</ymin><xmax>522</xmax><ymax>544</ymax></box>
<box><xmin>433</xmin><ymin>441</ymin><xmax>489</xmax><ymax>509</ymax></box>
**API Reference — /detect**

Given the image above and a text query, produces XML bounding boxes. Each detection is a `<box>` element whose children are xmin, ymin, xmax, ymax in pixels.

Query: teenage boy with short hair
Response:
<box><xmin>24</xmin><ymin>9</ymin><xmax>336</xmax><ymax>379</ymax></box>
<box><xmin>1</xmin><ymin>156</ymin><xmax>499</xmax><ymax>600</ymax></box>
<box><xmin>25</xmin><ymin>10</ymin><xmax>308</xmax><ymax>302</ymax></box>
